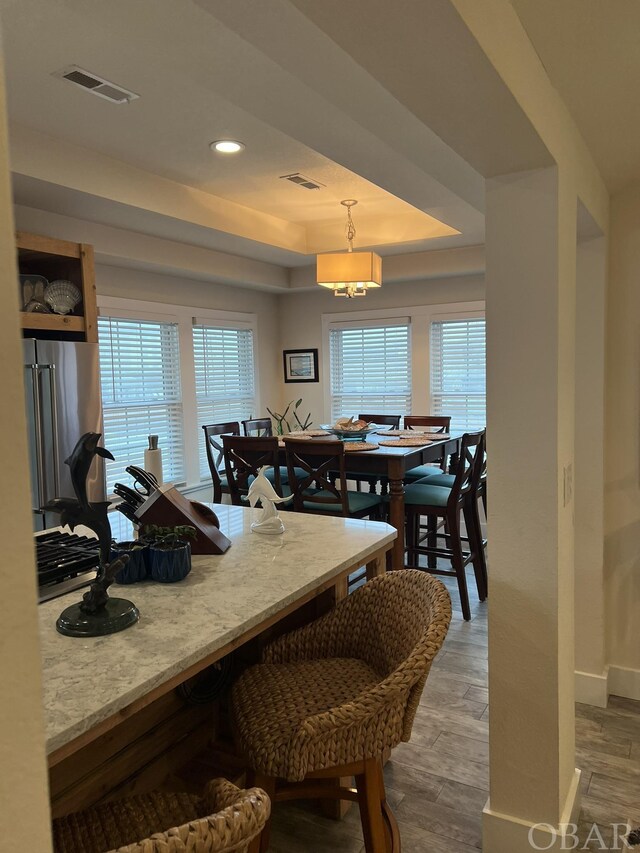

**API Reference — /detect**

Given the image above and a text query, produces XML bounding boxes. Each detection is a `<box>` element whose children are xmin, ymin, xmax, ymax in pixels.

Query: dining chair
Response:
<box><xmin>401</xmin><ymin>430</ymin><xmax>486</xmax><ymax>620</ymax></box>
<box><xmin>231</xmin><ymin>570</ymin><xmax>451</xmax><ymax>853</ymax></box>
<box><xmin>242</xmin><ymin>418</ymin><xmax>273</xmax><ymax>438</ymax></box>
<box><xmin>404</xmin><ymin>415</ymin><xmax>452</xmax><ymax>479</ymax></box>
<box><xmin>283</xmin><ymin>438</ymin><xmax>383</xmax><ymax>519</ymax></box>
<box><xmin>202</xmin><ymin>421</ymin><xmax>240</xmax><ymax>503</ymax></box>
<box><xmin>51</xmin><ymin>777</ymin><xmax>270</xmax><ymax>853</ymax></box>
<box><xmin>343</xmin><ymin>414</ymin><xmax>402</xmax><ymax>493</ymax></box>
<box><xmin>358</xmin><ymin>413</ymin><xmax>401</xmax><ymax>428</ymax></box>
<box><xmin>222</xmin><ymin>435</ymin><xmax>286</xmax><ymax>505</ymax></box>
<box><xmin>419</xmin><ymin>429</ymin><xmax>487</xmax><ymax>597</ymax></box>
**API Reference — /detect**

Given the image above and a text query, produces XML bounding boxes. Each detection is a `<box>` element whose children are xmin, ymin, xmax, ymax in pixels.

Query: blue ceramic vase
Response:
<box><xmin>111</xmin><ymin>541</ymin><xmax>149</xmax><ymax>584</ymax></box>
<box><xmin>149</xmin><ymin>542</ymin><xmax>192</xmax><ymax>583</ymax></box>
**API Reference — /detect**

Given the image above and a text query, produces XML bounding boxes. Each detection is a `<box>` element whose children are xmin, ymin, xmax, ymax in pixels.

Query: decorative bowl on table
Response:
<box><xmin>320</xmin><ymin>417</ymin><xmax>379</xmax><ymax>442</ymax></box>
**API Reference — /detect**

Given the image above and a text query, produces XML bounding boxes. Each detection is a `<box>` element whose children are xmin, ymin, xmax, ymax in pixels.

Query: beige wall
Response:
<box><xmin>0</xmin><ymin>58</ymin><xmax>53</xmax><ymax>851</ymax></box>
<box><xmin>605</xmin><ymin>185</ymin><xmax>640</xmax><ymax>684</ymax></box>
<box><xmin>277</xmin><ymin>274</ymin><xmax>485</xmax><ymax>424</ymax></box>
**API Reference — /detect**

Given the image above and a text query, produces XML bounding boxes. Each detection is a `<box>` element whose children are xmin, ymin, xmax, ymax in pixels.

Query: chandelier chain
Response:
<box><xmin>345</xmin><ymin>204</ymin><xmax>356</xmax><ymax>252</ymax></box>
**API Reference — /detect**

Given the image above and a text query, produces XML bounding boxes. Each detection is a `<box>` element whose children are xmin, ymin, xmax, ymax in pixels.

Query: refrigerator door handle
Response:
<box><xmin>26</xmin><ymin>363</ymin><xmax>46</xmax><ymax>512</ymax></box>
<box><xmin>41</xmin><ymin>364</ymin><xmax>61</xmax><ymax>497</ymax></box>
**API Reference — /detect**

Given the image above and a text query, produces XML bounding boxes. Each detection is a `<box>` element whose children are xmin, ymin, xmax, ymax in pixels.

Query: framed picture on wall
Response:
<box><xmin>283</xmin><ymin>348</ymin><xmax>319</xmax><ymax>383</ymax></box>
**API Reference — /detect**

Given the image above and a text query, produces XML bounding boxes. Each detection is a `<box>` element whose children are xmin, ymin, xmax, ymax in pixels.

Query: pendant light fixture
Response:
<box><xmin>317</xmin><ymin>200</ymin><xmax>382</xmax><ymax>297</ymax></box>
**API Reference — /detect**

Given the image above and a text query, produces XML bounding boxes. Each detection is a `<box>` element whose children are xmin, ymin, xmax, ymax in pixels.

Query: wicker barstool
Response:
<box><xmin>231</xmin><ymin>571</ymin><xmax>451</xmax><ymax>853</ymax></box>
<box><xmin>52</xmin><ymin>778</ymin><xmax>270</xmax><ymax>853</ymax></box>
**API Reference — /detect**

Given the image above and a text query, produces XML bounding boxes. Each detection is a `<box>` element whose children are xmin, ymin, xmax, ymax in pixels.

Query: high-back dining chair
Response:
<box><xmin>51</xmin><ymin>778</ymin><xmax>270</xmax><ymax>853</ymax></box>
<box><xmin>402</xmin><ymin>430</ymin><xmax>486</xmax><ymax>620</ymax></box>
<box><xmin>283</xmin><ymin>438</ymin><xmax>382</xmax><ymax>519</ymax></box>
<box><xmin>222</xmin><ymin>435</ymin><xmax>284</xmax><ymax>505</ymax></box>
<box><xmin>358</xmin><ymin>413</ymin><xmax>401</xmax><ymax>429</ymax></box>
<box><xmin>404</xmin><ymin>415</ymin><xmax>452</xmax><ymax>478</ymax></box>
<box><xmin>202</xmin><ymin>422</ymin><xmax>240</xmax><ymax>503</ymax></box>
<box><xmin>242</xmin><ymin>418</ymin><xmax>273</xmax><ymax>438</ymax></box>
<box><xmin>231</xmin><ymin>570</ymin><xmax>451</xmax><ymax>853</ymax></box>
<box><xmin>404</xmin><ymin>415</ymin><xmax>451</xmax><ymax>432</ymax></box>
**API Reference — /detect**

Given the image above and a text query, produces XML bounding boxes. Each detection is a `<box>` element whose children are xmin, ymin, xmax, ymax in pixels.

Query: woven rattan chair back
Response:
<box><xmin>202</xmin><ymin>422</ymin><xmax>240</xmax><ymax>503</ymax></box>
<box><xmin>222</xmin><ymin>435</ymin><xmax>282</xmax><ymax>505</ymax></box>
<box><xmin>282</xmin><ymin>438</ymin><xmax>349</xmax><ymax>515</ymax></box>
<box><xmin>357</xmin><ymin>413</ymin><xmax>401</xmax><ymax>428</ymax></box>
<box><xmin>403</xmin><ymin>415</ymin><xmax>451</xmax><ymax>432</ymax></box>
<box><xmin>52</xmin><ymin>778</ymin><xmax>270</xmax><ymax>853</ymax></box>
<box><xmin>264</xmin><ymin>569</ymin><xmax>451</xmax><ymax>741</ymax></box>
<box><xmin>242</xmin><ymin>417</ymin><xmax>273</xmax><ymax>437</ymax></box>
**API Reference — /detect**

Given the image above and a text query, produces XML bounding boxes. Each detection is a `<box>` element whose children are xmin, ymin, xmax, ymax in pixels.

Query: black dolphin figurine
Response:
<box><xmin>65</xmin><ymin>432</ymin><xmax>114</xmax><ymax>511</ymax></box>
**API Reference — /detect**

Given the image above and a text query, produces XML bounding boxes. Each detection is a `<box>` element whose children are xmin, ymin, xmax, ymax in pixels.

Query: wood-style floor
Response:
<box><xmin>259</xmin><ymin>573</ymin><xmax>640</xmax><ymax>852</ymax></box>
<box><xmin>180</xmin><ymin>568</ymin><xmax>640</xmax><ymax>851</ymax></box>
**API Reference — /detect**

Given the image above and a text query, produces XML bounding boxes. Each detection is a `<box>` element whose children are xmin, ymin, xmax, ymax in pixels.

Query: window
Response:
<box><xmin>430</xmin><ymin>317</ymin><xmax>486</xmax><ymax>433</ymax></box>
<box><xmin>329</xmin><ymin>321</ymin><xmax>411</xmax><ymax>421</ymax></box>
<box><xmin>193</xmin><ymin>324</ymin><xmax>256</xmax><ymax>479</ymax></box>
<box><xmin>98</xmin><ymin>316</ymin><xmax>184</xmax><ymax>494</ymax></box>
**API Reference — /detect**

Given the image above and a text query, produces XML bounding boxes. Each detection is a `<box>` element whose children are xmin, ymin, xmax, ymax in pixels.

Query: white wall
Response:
<box><xmin>604</xmin><ymin>184</ymin><xmax>640</xmax><ymax>697</ymax></box>
<box><xmin>277</xmin><ymin>274</ymin><xmax>485</xmax><ymax>424</ymax></box>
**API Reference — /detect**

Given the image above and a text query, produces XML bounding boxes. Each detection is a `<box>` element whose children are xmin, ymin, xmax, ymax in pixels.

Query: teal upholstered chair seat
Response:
<box><xmin>414</xmin><ymin>472</ymin><xmax>455</xmax><ymax>488</ymax></box>
<box><xmin>400</xmin><ymin>482</ymin><xmax>453</xmax><ymax>508</ymax></box>
<box><xmin>265</xmin><ymin>466</ymin><xmax>307</xmax><ymax>486</ymax></box>
<box><xmin>302</xmin><ymin>489</ymin><xmax>382</xmax><ymax>515</ymax></box>
<box><xmin>404</xmin><ymin>463</ymin><xmax>446</xmax><ymax>482</ymax></box>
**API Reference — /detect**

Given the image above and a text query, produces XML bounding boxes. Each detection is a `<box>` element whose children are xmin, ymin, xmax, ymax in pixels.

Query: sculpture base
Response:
<box><xmin>56</xmin><ymin>597</ymin><xmax>140</xmax><ymax>637</ymax></box>
<box><xmin>251</xmin><ymin>519</ymin><xmax>285</xmax><ymax>534</ymax></box>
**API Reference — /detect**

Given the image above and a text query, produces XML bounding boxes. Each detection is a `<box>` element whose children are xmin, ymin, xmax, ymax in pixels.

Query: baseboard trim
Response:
<box><xmin>608</xmin><ymin>665</ymin><xmax>640</xmax><ymax>701</ymax></box>
<box><xmin>575</xmin><ymin>668</ymin><xmax>609</xmax><ymax>708</ymax></box>
<box><xmin>483</xmin><ymin>769</ymin><xmax>582</xmax><ymax>853</ymax></box>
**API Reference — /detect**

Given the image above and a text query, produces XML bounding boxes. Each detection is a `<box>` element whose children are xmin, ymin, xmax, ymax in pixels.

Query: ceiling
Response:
<box><xmin>511</xmin><ymin>0</ymin><xmax>640</xmax><ymax>191</ymax></box>
<box><xmin>0</xmin><ymin>0</ymin><xmax>479</xmax><ymax>265</ymax></box>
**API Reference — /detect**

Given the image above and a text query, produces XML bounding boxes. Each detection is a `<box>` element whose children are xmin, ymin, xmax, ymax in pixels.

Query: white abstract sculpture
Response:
<box><xmin>247</xmin><ymin>466</ymin><xmax>292</xmax><ymax>534</ymax></box>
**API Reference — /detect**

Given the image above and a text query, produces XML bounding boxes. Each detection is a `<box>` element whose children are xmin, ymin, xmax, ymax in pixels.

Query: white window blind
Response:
<box><xmin>98</xmin><ymin>316</ymin><xmax>184</xmax><ymax>494</ymax></box>
<box><xmin>193</xmin><ymin>324</ymin><xmax>256</xmax><ymax>479</ymax></box>
<box><xmin>329</xmin><ymin>321</ymin><xmax>411</xmax><ymax>421</ymax></box>
<box><xmin>430</xmin><ymin>317</ymin><xmax>486</xmax><ymax>433</ymax></box>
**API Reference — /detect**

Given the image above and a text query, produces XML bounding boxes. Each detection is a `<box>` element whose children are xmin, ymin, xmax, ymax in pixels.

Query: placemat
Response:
<box><xmin>285</xmin><ymin>429</ymin><xmax>331</xmax><ymax>436</ymax></box>
<box><xmin>378</xmin><ymin>437</ymin><xmax>434</xmax><ymax>447</ymax></box>
<box><xmin>377</xmin><ymin>429</ymin><xmax>449</xmax><ymax>438</ymax></box>
<box><xmin>343</xmin><ymin>442</ymin><xmax>378</xmax><ymax>452</ymax></box>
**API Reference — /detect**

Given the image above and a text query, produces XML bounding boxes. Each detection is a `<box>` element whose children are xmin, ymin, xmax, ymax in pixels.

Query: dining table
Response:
<box><xmin>279</xmin><ymin>430</ymin><xmax>463</xmax><ymax>571</ymax></box>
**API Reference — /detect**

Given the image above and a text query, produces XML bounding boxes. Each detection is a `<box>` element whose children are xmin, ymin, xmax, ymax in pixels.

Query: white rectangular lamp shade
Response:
<box><xmin>317</xmin><ymin>251</ymin><xmax>382</xmax><ymax>289</ymax></box>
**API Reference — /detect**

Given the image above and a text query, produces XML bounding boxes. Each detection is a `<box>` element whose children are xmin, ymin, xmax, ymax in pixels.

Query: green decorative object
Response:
<box><xmin>46</xmin><ymin>432</ymin><xmax>140</xmax><ymax>638</ymax></box>
<box><xmin>266</xmin><ymin>398</ymin><xmax>313</xmax><ymax>435</ymax></box>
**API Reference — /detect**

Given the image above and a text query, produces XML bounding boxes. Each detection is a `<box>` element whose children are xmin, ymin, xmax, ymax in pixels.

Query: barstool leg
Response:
<box><xmin>355</xmin><ymin>758</ymin><xmax>389</xmax><ymax>853</ymax></box>
<box><xmin>448</xmin><ymin>508</ymin><xmax>471</xmax><ymax>621</ymax></box>
<box><xmin>464</xmin><ymin>498</ymin><xmax>486</xmax><ymax>601</ymax></box>
<box><xmin>246</xmin><ymin>771</ymin><xmax>276</xmax><ymax>853</ymax></box>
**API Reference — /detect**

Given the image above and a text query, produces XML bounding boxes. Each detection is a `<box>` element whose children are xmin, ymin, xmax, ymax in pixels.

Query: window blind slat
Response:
<box><xmin>193</xmin><ymin>325</ymin><xmax>256</xmax><ymax>479</ymax></box>
<box><xmin>98</xmin><ymin>316</ymin><xmax>184</xmax><ymax>495</ymax></box>
<box><xmin>330</xmin><ymin>323</ymin><xmax>411</xmax><ymax>421</ymax></box>
<box><xmin>430</xmin><ymin>318</ymin><xmax>486</xmax><ymax>433</ymax></box>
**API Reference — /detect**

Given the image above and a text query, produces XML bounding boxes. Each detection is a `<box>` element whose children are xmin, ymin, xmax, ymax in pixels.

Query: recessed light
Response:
<box><xmin>210</xmin><ymin>140</ymin><xmax>245</xmax><ymax>154</ymax></box>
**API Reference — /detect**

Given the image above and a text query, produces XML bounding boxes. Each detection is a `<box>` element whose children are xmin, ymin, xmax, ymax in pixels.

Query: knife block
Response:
<box><xmin>135</xmin><ymin>485</ymin><xmax>231</xmax><ymax>554</ymax></box>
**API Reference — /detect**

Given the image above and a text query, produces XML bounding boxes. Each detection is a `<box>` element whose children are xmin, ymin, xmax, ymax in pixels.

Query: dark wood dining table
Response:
<box><xmin>280</xmin><ymin>431</ymin><xmax>463</xmax><ymax>571</ymax></box>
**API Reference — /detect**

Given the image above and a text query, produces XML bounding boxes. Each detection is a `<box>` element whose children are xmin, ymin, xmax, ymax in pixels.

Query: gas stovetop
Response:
<box><xmin>36</xmin><ymin>531</ymin><xmax>100</xmax><ymax>603</ymax></box>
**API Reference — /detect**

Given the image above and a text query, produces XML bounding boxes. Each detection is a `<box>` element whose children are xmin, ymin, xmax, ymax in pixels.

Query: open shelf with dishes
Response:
<box><xmin>17</xmin><ymin>231</ymin><xmax>97</xmax><ymax>342</ymax></box>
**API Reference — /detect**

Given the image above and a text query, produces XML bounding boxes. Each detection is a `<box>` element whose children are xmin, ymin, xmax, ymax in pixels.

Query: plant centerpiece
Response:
<box><xmin>111</xmin><ymin>538</ymin><xmax>149</xmax><ymax>585</ymax></box>
<box><xmin>143</xmin><ymin>524</ymin><xmax>197</xmax><ymax>583</ymax></box>
<box><xmin>266</xmin><ymin>398</ymin><xmax>312</xmax><ymax>435</ymax></box>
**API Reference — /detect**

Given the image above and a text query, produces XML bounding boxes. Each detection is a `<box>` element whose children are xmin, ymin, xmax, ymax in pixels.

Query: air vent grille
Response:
<box><xmin>280</xmin><ymin>172</ymin><xmax>325</xmax><ymax>190</ymax></box>
<box><xmin>53</xmin><ymin>66</ymin><xmax>139</xmax><ymax>104</ymax></box>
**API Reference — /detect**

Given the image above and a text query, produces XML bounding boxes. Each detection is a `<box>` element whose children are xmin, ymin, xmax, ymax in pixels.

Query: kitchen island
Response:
<box><xmin>41</xmin><ymin>504</ymin><xmax>395</xmax><ymax>815</ymax></box>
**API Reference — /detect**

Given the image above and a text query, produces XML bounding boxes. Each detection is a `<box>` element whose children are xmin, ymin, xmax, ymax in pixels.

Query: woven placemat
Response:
<box><xmin>284</xmin><ymin>429</ymin><xmax>331</xmax><ymax>437</ymax></box>
<box><xmin>377</xmin><ymin>429</ymin><xmax>449</xmax><ymax>438</ymax></box>
<box><xmin>378</xmin><ymin>437</ymin><xmax>434</xmax><ymax>447</ymax></box>
<box><xmin>344</xmin><ymin>441</ymin><xmax>379</xmax><ymax>452</ymax></box>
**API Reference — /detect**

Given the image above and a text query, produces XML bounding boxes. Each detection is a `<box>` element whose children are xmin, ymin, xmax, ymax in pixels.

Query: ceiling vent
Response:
<box><xmin>280</xmin><ymin>172</ymin><xmax>325</xmax><ymax>190</ymax></box>
<box><xmin>53</xmin><ymin>66</ymin><xmax>139</xmax><ymax>104</ymax></box>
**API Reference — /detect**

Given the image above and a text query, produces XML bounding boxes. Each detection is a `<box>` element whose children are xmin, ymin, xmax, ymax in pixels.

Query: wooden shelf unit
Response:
<box><xmin>17</xmin><ymin>231</ymin><xmax>97</xmax><ymax>342</ymax></box>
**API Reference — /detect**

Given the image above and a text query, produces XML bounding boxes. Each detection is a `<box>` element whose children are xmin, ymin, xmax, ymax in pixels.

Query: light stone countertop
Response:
<box><xmin>40</xmin><ymin>504</ymin><xmax>395</xmax><ymax>756</ymax></box>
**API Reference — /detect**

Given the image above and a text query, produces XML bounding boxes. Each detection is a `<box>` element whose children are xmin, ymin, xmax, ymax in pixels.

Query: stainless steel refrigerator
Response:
<box><xmin>23</xmin><ymin>339</ymin><xmax>105</xmax><ymax>530</ymax></box>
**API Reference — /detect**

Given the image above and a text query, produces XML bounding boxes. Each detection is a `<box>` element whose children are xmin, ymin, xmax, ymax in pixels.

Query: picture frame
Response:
<box><xmin>283</xmin><ymin>348</ymin><xmax>319</xmax><ymax>383</ymax></box>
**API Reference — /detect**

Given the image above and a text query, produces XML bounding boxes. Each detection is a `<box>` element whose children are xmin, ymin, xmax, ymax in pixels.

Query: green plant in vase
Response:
<box><xmin>143</xmin><ymin>524</ymin><xmax>197</xmax><ymax>583</ymax></box>
<box><xmin>266</xmin><ymin>399</ymin><xmax>313</xmax><ymax>435</ymax></box>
